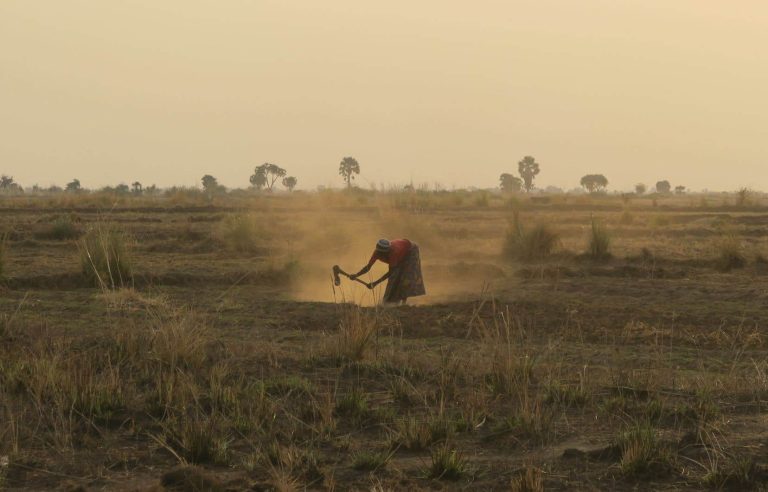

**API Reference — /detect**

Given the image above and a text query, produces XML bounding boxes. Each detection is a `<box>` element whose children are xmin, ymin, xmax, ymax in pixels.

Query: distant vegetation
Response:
<box><xmin>580</xmin><ymin>174</ymin><xmax>609</xmax><ymax>194</ymax></box>
<box><xmin>499</xmin><ymin>173</ymin><xmax>523</xmax><ymax>193</ymax></box>
<box><xmin>0</xmin><ymin>158</ymin><xmax>762</xmax><ymax>207</ymax></box>
<box><xmin>656</xmin><ymin>180</ymin><xmax>671</xmax><ymax>193</ymax></box>
<box><xmin>250</xmin><ymin>163</ymin><xmax>287</xmax><ymax>192</ymax></box>
<box><xmin>518</xmin><ymin>156</ymin><xmax>541</xmax><ymax>192</ymax></box>
<box><xmin>339</xmin><ymin>157</ymin><xmax>361</xmax><ymax>189</ymax></box>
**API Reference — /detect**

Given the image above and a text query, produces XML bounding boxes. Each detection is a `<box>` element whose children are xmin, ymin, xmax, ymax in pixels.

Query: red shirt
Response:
<box><xmin>368</xmin><ymin>239</ymin><xmax>412</xmax><ymax>268</ymax></box>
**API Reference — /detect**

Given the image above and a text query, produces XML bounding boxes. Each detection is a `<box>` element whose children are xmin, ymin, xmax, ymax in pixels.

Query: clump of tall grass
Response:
<box><xmin>503</xmin><ymin>212</ymin><xmax>560</xmax><ymax>261</ymax></box>
<box><xmin>35</xmin><ymin>215</ymin><xmax>81</xmax><ymax>240</ymax></box>
<box><xmin>351</xmin><ymin>450</ymin><xmax>391</xmax><ymax>471</ymax></box>
<box><xmin>469</xmin><ymin>302</ymin><xmax>535</xmax><ymax>395</ymax></box>
<box><xmin>619</xmin><ymin>209</ymin><xmax>634</xmax><ymax>225</ymax></box>
<box><xmin>617</xmin><ymin>422</ymin><xmax>675</xmax><ymax>477</ymax></box>
<box><xmin>702</xmin><ymin>453</ymin><xmax>758</xmax><ymax>489</ymax></box>
<box><xmin>586</xmin><ymin>216</ymin><xmax>611</xmax><ymax>259</ymax></box>
<box><xmin>334</xmin><ymin>305</ymin><xmax>378</xmax><ymax>361</ymax></box>
<box><xmin>715</xmin><ymin>235</ymin><xmax>746</xmax><ymax>271</ymax></box>
<box><xmin>388</xmin><ymin>415</ymin><xmax>452</xmax><ymax>451</ymax></box>
<box><xmin>161</xmin><ymin>412</ymin><xmax>231</xmax><ymax>464</ymax></box>
<box><xmin>0</xmin><ymin>233</ymin><xmax>7</xmax><ymax>279</ymax></box>
<box><xmin>427</xmin><ymin>444</ymin><xmax>468</xmax><ymax>480</ymax></box>
<box><xmin>151</xmin><ymin>310</ymin><xmax>210</xmax><ymax>371</ymax></box>
<box><xmin>79</xmin><ymin>224</ymin><xmax>132</xmax><ymax>288</ymax></box>
<box><xmin>510</xmin><ymin>466</ymin><xmax>544</xmax><ymax>492</ymax></box>
<box><xmin>216</xmin><ymin>214</ymin><xmax>270</xmax><ymax>253</ymax></box>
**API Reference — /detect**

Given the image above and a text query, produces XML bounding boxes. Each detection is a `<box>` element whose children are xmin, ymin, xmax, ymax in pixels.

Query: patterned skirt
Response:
<box><xmin>383</xmin><ymin>244</ymin><xmax>426</xmax><ymax>303</ymax></box>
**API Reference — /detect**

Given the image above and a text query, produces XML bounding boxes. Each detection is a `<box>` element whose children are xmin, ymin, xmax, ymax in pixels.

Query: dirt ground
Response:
<box><xmin>2</xmin><ymin>191</ymin><xmax>768</xmax><ymax>491</ymax></box>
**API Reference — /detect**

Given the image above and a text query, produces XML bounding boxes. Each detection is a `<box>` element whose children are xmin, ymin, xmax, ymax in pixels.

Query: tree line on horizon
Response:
<box><xmin>0</xmin><ymin>155</ymin><xmax>726</xmax><ymax>197</ymax></box>
<box><xmin>498</xmin><ymin>156</ymin><xmax>688</xmax><ymax>196</ymax></box>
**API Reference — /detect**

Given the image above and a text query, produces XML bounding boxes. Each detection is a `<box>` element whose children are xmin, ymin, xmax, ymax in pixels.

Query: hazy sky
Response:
<box><xmin>1</xmin><ymin>1</ymin><xmax>767</xmax><ymax>191</ymax></box>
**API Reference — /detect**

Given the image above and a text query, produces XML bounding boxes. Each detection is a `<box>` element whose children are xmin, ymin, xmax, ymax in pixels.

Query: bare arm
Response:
<box><xmin>369</xmin><ymin>270</ymin><xmax>391</xmax><ymax>289</ymax></box>
<box><xmin>351</xmin><ymin>263</ymin><xmax>372</xmax><ymax>279</ymax></box>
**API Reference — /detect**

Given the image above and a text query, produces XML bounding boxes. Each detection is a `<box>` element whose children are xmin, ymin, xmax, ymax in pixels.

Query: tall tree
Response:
<box><xmin>655</xmin><ymin>180</ymin><xmax>671</xmax><ymax>193</ymax></box>
<box><xmin>249</xmin><ymin>170</ymin><xmax>267</xmax><ymax>190</ymax></box>
<box><xmin>499</xmin><ymin>173</ymin><xmax>523</xmax><ymax>193</ymax></box>
<box><xmin>251</xmin><ymin>163</ymin><xmax>286</xmax><ymax>192</ymax></box>
<box><xmin>338</xmin><ymin>157</ymin><xmax>360</xmax><ymax>189</ymax></box>
<box><xmin>635</xmin><ymin>183</ymin><xmax>647</xmax><ymax>195</ymax></box>
<box><xmin>131</xmin><ymin>181</ymin><xmax>143</xmax><ymax>194</ymax></box>
<box><xmin>675</xmin><ymin>185</ymin><xmax>686</xmax><ymax>195</ymax></box>
<box><xmin>580</xmin><ymin>174</ymin><xmax>609</xmax><ymax>193</ymax></box>
<box><xmin>282</xmin><ymin>176</ymin><xmax>298</xmax><ymax>192</ymax></box>
<box><xmin>201</xmin><ymin>175</ymin><xmax>219</xmax><ymax>192</ymax></box>
<box><xmin>517</xmin><ymin>156</ymin><xmax>540</xmax><ymax>192</ymax></box>
<box><xmin>0</xmin><ymin>175</ymin><xmax>15</xmax><ymax>190</ymax></box>
<box><xmin>66</xmin><ymin>179</ymin><xmax>81</xmax><ymax>192</ymax></box>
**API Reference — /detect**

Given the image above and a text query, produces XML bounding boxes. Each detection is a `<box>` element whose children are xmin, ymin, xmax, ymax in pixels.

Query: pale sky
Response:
<box><xmin>1</xmin><ymin>1</ymin><xmax>767</xmax><ymax>191</ymax></box>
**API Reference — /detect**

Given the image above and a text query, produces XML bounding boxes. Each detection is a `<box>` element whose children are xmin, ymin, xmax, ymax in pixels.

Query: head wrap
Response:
<box><xmin>375</xmin><ymin>238</ymin><xmax>391</xmax><ymax>253</ymax></box>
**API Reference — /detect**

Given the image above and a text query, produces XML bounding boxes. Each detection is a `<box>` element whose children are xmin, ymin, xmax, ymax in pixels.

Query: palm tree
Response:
<box><xmin>338</xmin><ymin>157</ymin><xmax>360</xmax><ymax>189</ymax></box>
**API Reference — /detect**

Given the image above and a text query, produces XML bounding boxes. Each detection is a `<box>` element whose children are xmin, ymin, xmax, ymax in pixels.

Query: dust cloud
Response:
<box><xmin>278</xmin><ymin>199</ymin><xmax>507</xmax><ymax>305</ymax></box>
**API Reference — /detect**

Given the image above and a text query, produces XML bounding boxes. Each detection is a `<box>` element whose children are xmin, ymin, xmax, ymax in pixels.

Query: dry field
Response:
<box><xmin>3</xmin><ymin>190</ymin><xmax>768</xmax><ymax>491</ymax></box>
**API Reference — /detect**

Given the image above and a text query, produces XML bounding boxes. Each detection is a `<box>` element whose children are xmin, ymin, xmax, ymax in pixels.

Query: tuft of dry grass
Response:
<box><xmin>427</xmin><ymin>443</ymin><xmax>468</xmax><ymax>481</ymax></box>
<box><xmin>150</xmin><ymin>309</ymin><xmax>210</xmax><ymax>371</ymax></box>
<box><xmin>351</xmin><ymin>450</ymin><xmax>391</xmax><ymax>471</ymax></box>
<box><xmin>35</xmin><ymin>215</ymin><xmax>81</xmax><ymax>241</ymax></box>
<box><xmin>715</xmin><ymin>235</ymin><xmax>746</xmax><ymax>271</ymax></box>
<box><xmin>217</xmin><ymin>214</ymin><xmax>263</xmax><ymax>253</ymax></box>
<box><xmin>79</xmin><ymin>223</ymin><xmax>133</xmax><ymax>289</ymax></box>
<box><xmin>334</xmin><ymin>305</ymin><xmax>379</xmax><ymax>361</ymax></box>
<box><xmin>388</xmin><ymin>414</ymin><xmax>453</xmax><ymax>451</ymax></box>
<box><xmin>617</xmin><ymin>422</ymin><xmax>675</xmax><ymax>477</ymax></box>
<box><xmin>503</xmin><ymin>212</ymin><xmax>560</xmax><ymax>261</ymax></box>
<box><xmin>510</xmin><ymin>466</ymin><xmax>544</xmax><ymax>492</ymax></box>
<box><xmin>587</xmin><ymin>216</ymin><xmax>611</xmax><ymax>259</ymax></box>
<box><xmin>0</xmin><ymin>233</ymin><xmax>7</xmax><ymax>280</ymax></box>
<box><xmin>472</xmin><ymin>302</ymin><xmax>535</xmax><ymax>396</ymax></box>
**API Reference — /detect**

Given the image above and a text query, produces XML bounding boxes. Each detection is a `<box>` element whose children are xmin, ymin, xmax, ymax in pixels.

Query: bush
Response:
<box><xmin>79</xmin><ymin>224</ymin><xmax>133</xmax><ymax>288</ymax></box>
<box><xmin>503</xmin><ymin>212</ymin><xmax>559</xmax><ymax>261</ymax></box>
<box><xmin>587</xmin><ymin>217</ymin><xmax>611</xmax><ymax>259</ymax></box>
